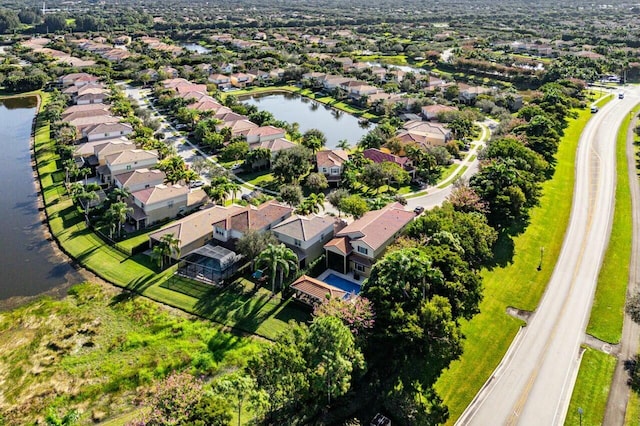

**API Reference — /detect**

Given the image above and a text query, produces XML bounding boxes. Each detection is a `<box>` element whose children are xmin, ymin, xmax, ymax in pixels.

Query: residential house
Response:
<box><xmin>458</xmin><ymin>84</ymin><xmax>495</xmax><ymax>104</ymax></box>
<box><xmin>175</xmin><ymin>84</ymin><xmax>208</xmax><ymax>95</ymax></box>
<box><xmin>98</xmin><ymin>149</ymin><xmax>158</xmax><ymax>183</ymax></box>
<box><xmin>62</xmin><ymin>103</ymin><xmax>110</xmax><ymax>118</ymax></box>
<box><xmin>230</xmin><ymin>73</ymin><xmax>254</xmax><ymax>88</ymax></box>
<box><xmin>71</xmin><ymin>115</ymin><xmax>120</xmax><ymax>137</ymax></box>
<box><xmin>208</xmin><ymin>73</ymin><xmax>232</xmax><ymax>90</ymax></box>
<box><xmin>59</xmin><ymin>73</ymin><xmax>100</xmax><ymax>88</ymax></box>
<box><xmin>76</xmin><ymin>92</ymin><xmax>107</xmax><ymax>105</ymax></box>
<box><xmin>127</xmin><ymin>184</ymin><xmax>189</xmax><ymax>229</ymax></box>
<box><xmin>245</xmin><ymin>126</ymin><xmax>286</xmax><ymax>144</ymax></box>
<box><xmin>73</xmin><ymin>137</ymin><xmax>131</xmax><ymax>164</ymax></box>
<box><xmin>322</xmin><ymin>75</ymin><xmax>353</xmax><ymax>91</ymax></box>
<box><xmin>363</xmin><ymin>148</ymin><xmax>416</xmax><ymax>178</ymax></box>
<box><xmin>398</xmin><ymin>120</ymin><xmax>453</xmax><ymax>148</ymax></box>
<box><xmin>271</xmin><ymin>214</ymin><xmax>338</xmax><ymax>267</ymax></box>
<box><xmin>324</xmin><ymin>203</ymin><xmax>416</xmax><ymax>278</ymax></box>
<box><xmin>114</xmin><ymin>168</ymin><xmax>166</xmax><ymax>192</ymax></box>
<box><xmin>316</xmin><ymin>149</ymin><xmax>349</xmax><ymax>184</ymax></box>
<box><xmin>85</xmin><ymin>122</ymin><xmax>133</xmax><ymax>142</ymax></box>
<box><xmin>249</xmin><ymin>138</ymin><xmax>296</xmax><ymax>162</ymax></box>
<box><xmin>211</xmin><ymin>200</ymin><xmax>293</xmax><ymax>243</ymax></box>
<box><xmin>148</xmin><ymin>204</ymin><xmax>246</xmax><ymax>257</ymax></box>
<box><xmin>421</xmin><ymin>104</ymin><xmax>459</xmax><ymax>121</ymax></box>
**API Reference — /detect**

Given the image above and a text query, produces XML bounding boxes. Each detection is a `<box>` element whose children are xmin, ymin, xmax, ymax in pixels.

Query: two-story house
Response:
<box><xmin>127</xmin><ymin>184</ymin><xmax>189</xmax><ymax>229</ymax></box>
<box><xmin>316</xmin><ymin>149</ymin><xmax>349</xmax><ymax>185</ymax></box>
<box><xmin>211</xmin><ymin>200</ymin><xmax>293</xmax><ymax>243</ymax></box>
<box><xmin>271</xmin><ymin>214</ymin><xmax>338</xmax><ymax>267</ymax></box>
<box><xmin>98</xmin><ymin>149</ymin><xmax>158</xmax><ymax>184</ymax></box>
<box><xmin>85</xmin><ymin>123</ymin><xmax>134</xmax><ymax>142</ymax></box>
<box><xmin>324</xmin><ymin>203</ymin><xmax>416</xmax><ymax>279</ymax></box>
<box><xmin>397</xmin><ymin>121</ymin><xmax>453</xmax><ymax>148</ymax></box>
<box><xmin>114</xmin><ymin>168</ymin><xmax>166</xmax><ymax>192</ymax></box>
<box><xmin>245</xmin><ymin>126</ymin><xmax>286</xmax><ymax>144</ymax></box>
<box><xmin>363</xmin><ymin>148</ymin><xmax>416</xmax><ymax>179</ymax></box>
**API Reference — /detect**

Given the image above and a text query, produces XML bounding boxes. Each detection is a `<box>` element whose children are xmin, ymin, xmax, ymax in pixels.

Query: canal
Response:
<box><xmin>0</xmin><ymin>97</ymin><xmax>81</xmax><ymax>303</ymax></box>
<box><xmin>241</xmin><ymin>92</ymin><xmax>371</xmax><ymax>149</ymax></box>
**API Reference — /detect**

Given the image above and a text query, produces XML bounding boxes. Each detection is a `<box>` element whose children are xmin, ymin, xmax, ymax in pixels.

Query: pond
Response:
<box><xmin>0</xmin><ymin>97</ymin><xmax>82</xmax><ymax>304</ymax></box>
<box><xmin>242</xmin><ymin>92</ymin><xmax>371</xmax><ymax>149</ymax></box>
<box><xmin>181</xmin><ymin>43</ymin><xmax>211</xmax><ymax>54</ymax></box>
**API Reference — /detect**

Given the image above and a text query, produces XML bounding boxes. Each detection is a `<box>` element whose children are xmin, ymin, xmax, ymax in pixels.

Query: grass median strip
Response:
<box><xmin>586</xmin><ymin>105</ymin><xmax>638</xmax><ymax>344</ymax></box>
<box><xmin>565</xmin><ymin>348</ymin><xmax>616</xmax><ymax>426</ymax></box>
<box><xmin>435</xmin><ymin>106</ymin><xmax>595</xmax><ymax>423</ymax></box>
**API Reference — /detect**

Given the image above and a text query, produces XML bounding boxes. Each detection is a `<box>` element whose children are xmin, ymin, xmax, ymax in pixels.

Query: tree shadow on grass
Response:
<box><xmin>207</xmin><ymin>332</ymin><xmax>243</xmax><ymax>362</ymax></box>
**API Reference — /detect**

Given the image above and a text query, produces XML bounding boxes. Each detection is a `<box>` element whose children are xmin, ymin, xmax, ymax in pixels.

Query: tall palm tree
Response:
<box><xmin>255</xmin><ymin>243</ymin><xmax>299</xmax><ymax>294</ymax></box>
<box><xmin>227</xmin><ymin>182</ymin><xmax>241</xmax><ymax>202</ymax></box>
<box><xmin>337</xmin><ymin>139</ymin><xmax>351</xmax><ymax>151</ymax></box>
<box><xmin>151</xmin><ymin>233</ymin><xmax>181</xmax><ymax>269</ymax></box>
<box><xmin>108</xmin><ymin>201</ymin><xmax>133</xmax><ymax>238</ymax></box>
<box><xmin>110</xmin><ymin>186</ymin><xmax>131</xmax><ymax>203</ymax></box>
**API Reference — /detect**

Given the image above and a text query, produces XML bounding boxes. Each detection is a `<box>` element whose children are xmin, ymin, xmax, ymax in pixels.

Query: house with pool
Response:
<box><xmin>324</xmin><ymin>202</ymin><xmax>417</xmax><ymax>280</ymax></box>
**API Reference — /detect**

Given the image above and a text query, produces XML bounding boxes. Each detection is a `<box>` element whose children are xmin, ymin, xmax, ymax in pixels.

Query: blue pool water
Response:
<box><xmin>323</xmin><ymin>273</ymin><xmax>361</xmax><ymax>295</ymax></box>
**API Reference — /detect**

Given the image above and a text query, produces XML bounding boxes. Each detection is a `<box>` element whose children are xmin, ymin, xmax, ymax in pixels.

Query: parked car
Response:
<box><xmin>619</xmin><ymin>92</ymin><xmax>625</xmax><ymax>99</ymax></box>
<box><xmin>189</xmin><ymin>180</ymin><xmax>205</xmax><ymax>188</ymax></box>
<box><xmin>590</xmin><ymin>105</ymin><xmax>599</xmax><ymax>113</ymax></box>
<box><xmin>414</xmin><ymin>206</ymin><xmax>425</xmax><ymax>215</ymax></box>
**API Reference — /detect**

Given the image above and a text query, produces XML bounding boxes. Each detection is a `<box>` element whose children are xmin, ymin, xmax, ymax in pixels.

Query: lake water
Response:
<box><xmin>181</xmin><ymin>43</ymin><xmax>211</xmax><ymax>54</ymax></box>
<box><xmin>242</xmin><ymin>92</ymin><xmax>371</xmax><ymax>149</ymax></box>
<box><xmin>0</xmin><ymin>97</ymin><xmax>81</xmax><ymax>303</ymax></box>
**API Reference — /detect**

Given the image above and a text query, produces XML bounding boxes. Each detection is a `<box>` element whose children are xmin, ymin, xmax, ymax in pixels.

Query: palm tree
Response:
<box><xmin>296</xmin><ymin>193</ymin><xmax>325</xmax><ymax>215</ymax></box>
<box><xmin>108</xmin><ymin>201</ymin><xmax>133</xmax><ymax>238</ymax></box>
<box><xmin>152</xmin><ymin>233</ymin><xmax>182</xmax><ymax>269</ymax></box>
<box><xmin>110</xmin><ymin>186</ymin><xmax>131</xmax><ymax>203</ymax></box>
<box><xmin>255</xmin><ymin>243</ymin><xmax>299</xmax><ymax>294</ymax></box>
<box><xmin>227</xmin><ymin>182</ymin><xmax>241</xmax><ymax>201</ymax></box>
<box><xmin>337</xmin><ymin>139</ymin><xmax>351</xmax><ymax>151</ymax></box>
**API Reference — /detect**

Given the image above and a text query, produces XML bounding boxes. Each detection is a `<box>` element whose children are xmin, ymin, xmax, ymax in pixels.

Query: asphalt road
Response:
<box><xmin>457</xmin><ymin>89</ymin><xmax>639</xmax><ymax>426</ymax></box>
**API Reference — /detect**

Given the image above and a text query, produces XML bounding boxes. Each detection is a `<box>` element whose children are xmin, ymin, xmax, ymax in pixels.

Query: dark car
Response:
<box><xmin>414</xmin><ymin>206</ymin><xmax>425</xmax><ymax>215</ymax></box>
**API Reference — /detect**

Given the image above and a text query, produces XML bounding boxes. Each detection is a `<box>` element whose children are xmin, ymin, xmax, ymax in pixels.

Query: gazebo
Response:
<box><xmin>290</xmin><ymin>275</ymin><xmax>348</xmax><ymax>307</ymax></box>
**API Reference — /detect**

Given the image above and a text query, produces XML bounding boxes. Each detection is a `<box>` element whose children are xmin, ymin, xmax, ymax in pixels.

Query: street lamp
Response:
<box><xmin>578</xmin><ymin>407</ymin><xmax>584</xmax><ymax>426</ymax></box>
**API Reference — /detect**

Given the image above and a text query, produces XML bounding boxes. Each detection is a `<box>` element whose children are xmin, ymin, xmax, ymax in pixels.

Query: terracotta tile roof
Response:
<box><xmin>73</xmin><ymin>137</ymin><xmax>130</xmax><ymax>157</ymax></box>
<box><xmin>290</xmin><ymin>275</ymin><xmax>347</xmax><ymax>303</ymax></box>
<box><xmin>62</xmin><ymin>103</ymin><xmax>110</xmax><ymax>116</ymax></box>
<box><xmin>188</xmin><ymin>100</ymin><xmax>224</xmax><ymax>112</ymax></box>
<box><xmin>213</xmin><ymin>200</ymin><xmax>293</xmax><ymax>232</ymax></box>
<box><xmin>131</xmin><ymin>184</ymin><xmax>188</xmax><ymax>205</ymax></box>
<box><xmin>250</xmin><ymin>138</ymin><xmax>296</xmax><ymax>152</ymax></box>
<box><xmin>316</xmin><ymin>149</ymin><xmax>349</xmax><ymax>168</ymax></box>
<box><xmin>105</xmin><ymin>149</ymin><xmax>157</xmax><ymax>166</ymax></box>
<box><xmin>336</xmin><ymin>202</ymin><xmax>416</xmax><ymax>251</ymax></box>
<box><xmin>324</xmin><ymin>236</ymin><xmax>352</xmax><ymax>255</ymax></box>
<box><xmin>246</xmin><ymin>126</ymin><xmax>285</xmax><ymax>137</ymax></box>
<box><xmin>175</xmin><ymin>84</ymin><xmax>208</xmax><ymax>94</ymax></box>
<box><xmin>363</xmin><ymin>148</ymin><xmax>412</xmax><ymax>168</ymax></box>
<box><xmin>272</xmin><ymin>214</ymin><xmax>335</xmax><ymax>241</ymax></box>
<box><xmin>421</xmin><ymin>104</ymin><xmax>458</xmax><ymax>116</ymax></box>
<box><xmin>149</xmin><ymin>205</ymin><xmax>245</xmax><ymax>251</ymax></box>
<box><xmin>114</xmin><ymin>168</ymin><xmax>165</xmax><ymax>188</ymax></box>
<box><xmin>85</xmin><ymin>122</ymin><xmax>133</xmax><ymax>136</ymax></box>
<box><xmin>94</xmin><ymin>140</ymin><xmax>135</xmax><ymax>158</ymax></box>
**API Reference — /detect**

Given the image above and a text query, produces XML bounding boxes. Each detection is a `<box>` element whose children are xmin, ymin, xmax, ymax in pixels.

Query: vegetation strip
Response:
<box><xmin>564</xmin><ymin>348</ymin><xmax>617</xmax><ymax>426</ymax></box>
<box><xmin>585</xmin><ymin>104</ymin><xmax>638</xmax><ymax>343</ymax></box>
<box><xmin>435</xmin><ymin>105</ymin><xmax>597</xmax><ymax>423</ymax></box>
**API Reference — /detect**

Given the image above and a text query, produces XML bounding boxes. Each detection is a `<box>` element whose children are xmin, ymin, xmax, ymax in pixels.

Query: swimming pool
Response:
<box><xmin>323</xmin><ymin>273</ymin><xmax>361</xmax><ymax>295</ymax></box>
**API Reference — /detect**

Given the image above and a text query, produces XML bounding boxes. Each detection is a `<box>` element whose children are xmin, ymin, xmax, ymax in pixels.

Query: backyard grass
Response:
<box><xmin>33</xmin><ymin>96</ymin><xmax>309</xmax><ymax>341</ymax></box>
<box><xmin>564</xmin><ymin>348</ymin><xmax>616</xmax><ymax>426</ymax></box>
<box><xmin>435</xmin><ymin>105</ymin><xmax>595</xmax><ymax>423</ymax></box>
<box><xmin>353</xmin><ymin>54</ymin><xmax>410</xmax><ymax>66</ymax></box>
<box><xmin>586</xmin><ymin>105</ymin><xmax>639</xmax><ymax>343</ymax></box>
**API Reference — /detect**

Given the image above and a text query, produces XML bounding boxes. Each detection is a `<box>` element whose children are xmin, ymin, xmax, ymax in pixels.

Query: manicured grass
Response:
<box><xmin>625</xmin><ymin>390</ymin><xmax>640</xmax><ymax>425</ymax></box>
<box><xmin>565</xmin><ymin>348</ymin><xmax>616</xmax><ymax>426</ymax></box>
<box><xmin>33</xmin><ymin>96</ymin><xmax>308</xmax><ymax>341</ymax></box>
<box><xmin>221</xmin><ymin>84</ymin><xmax>300</xmax><ymax>99</ymax></box>
<box><xmin>586</xmin><ymin>106</ymin><xmax>638</xmax><ymax>343</ymax></box>
<box><xmin>435</xmin><ymin>106</ymin><xmax>595</xmax><ymax>423</ymax></box>
<box><xmin>437</xmin><ymin>165</ymin><xmax>468</xmax><ymax>188</ymax></box>
<box><xmin>353</xmin><ymin>54</ymin><xmax>410</xmax><ymax>66</ymax></box>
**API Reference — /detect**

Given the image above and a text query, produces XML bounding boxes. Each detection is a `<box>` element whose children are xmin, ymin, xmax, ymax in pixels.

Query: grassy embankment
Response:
<box><xmin>33</xmin><ymin>92</ymin><xmax>309</xmax><ymax>341</ymax></box>
<box><xmin>435</xmin><ymin>96</ymin><xmax>612</xmax><ymax>423</ymax></box>
<box><xmin>565</xmin><ymin>103</ymin><xmax>640</xmax><ymax>425</ymax></box>
<box><xmin>0</xmin><ymin>282</ymin><xmax>260</xmax><ymax>425</ymax></box>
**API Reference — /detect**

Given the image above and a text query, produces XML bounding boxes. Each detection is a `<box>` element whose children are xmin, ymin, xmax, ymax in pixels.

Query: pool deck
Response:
<box><xmin>316</xmin><ymin>269</ymin><xmax>364</xmax><ymax>285</ymax></box>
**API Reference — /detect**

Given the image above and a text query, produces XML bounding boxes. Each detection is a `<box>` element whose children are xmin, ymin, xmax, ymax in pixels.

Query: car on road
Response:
<box><xmin>414</xmin><ymin>206</ymin><xmax>425</xmax><ymax>215</ymax></box>
<box><xmin>590</xmin><ymin>105</ymin><xmax>599</xmax><ymax>113</ymax></box>
<box><xmin>619</xmin><ymin>92</ymin><xmax>625</xmax><ymax>99</ymax></box>
<box><xmin>189</xmin><ymin>180</ymin><xmax>205</xmax><ymax>188</ymax></box>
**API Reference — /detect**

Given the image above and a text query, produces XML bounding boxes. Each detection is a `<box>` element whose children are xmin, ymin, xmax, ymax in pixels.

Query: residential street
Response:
<box><xmin>457</xmin><ymin>88</ymin><xmax>637</xmax><ymax>425</ymax></box>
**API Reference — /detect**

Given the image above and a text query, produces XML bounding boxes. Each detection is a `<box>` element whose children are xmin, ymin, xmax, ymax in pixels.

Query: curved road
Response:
<box><xmin>457</xmin><ymin>89</ymin><xmax>638</xmax><ymax>425</ymax></box>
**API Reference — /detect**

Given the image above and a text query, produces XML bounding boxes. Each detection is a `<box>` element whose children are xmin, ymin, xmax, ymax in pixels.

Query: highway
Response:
<box><xmin>457</xmin><ymin>89</ymin><xmax>638</xmax><ymax>426</ymax></box>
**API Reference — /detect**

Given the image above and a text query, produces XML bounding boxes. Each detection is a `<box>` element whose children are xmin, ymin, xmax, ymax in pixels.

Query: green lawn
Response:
<box><xmin>565</xmin><ymin>349</ymin><xmax>616</xmax><ymax>426</ymax></box>
<box><xmin>33</xmin><ymin>95</ymin><xmax>309</xmax><ymax>341</ymax></box>
<box><xmin>625</xmin><ymin>390</ymin><xmax>640</xmax><ymax>425</ymax></box>
<box><xmin>353</xmin><ymin>54</ymin><xmax>410</xmax><ymax>66</ymax></box>
<box><xmin>586</xmin><ymin>105</ymin><xmax>638</xmax><ymax>343</ymax></box>
<box><xmin>435</xmin><ymin>106</ymin><xmax>595</xmax><ymax>424</ymax></box>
